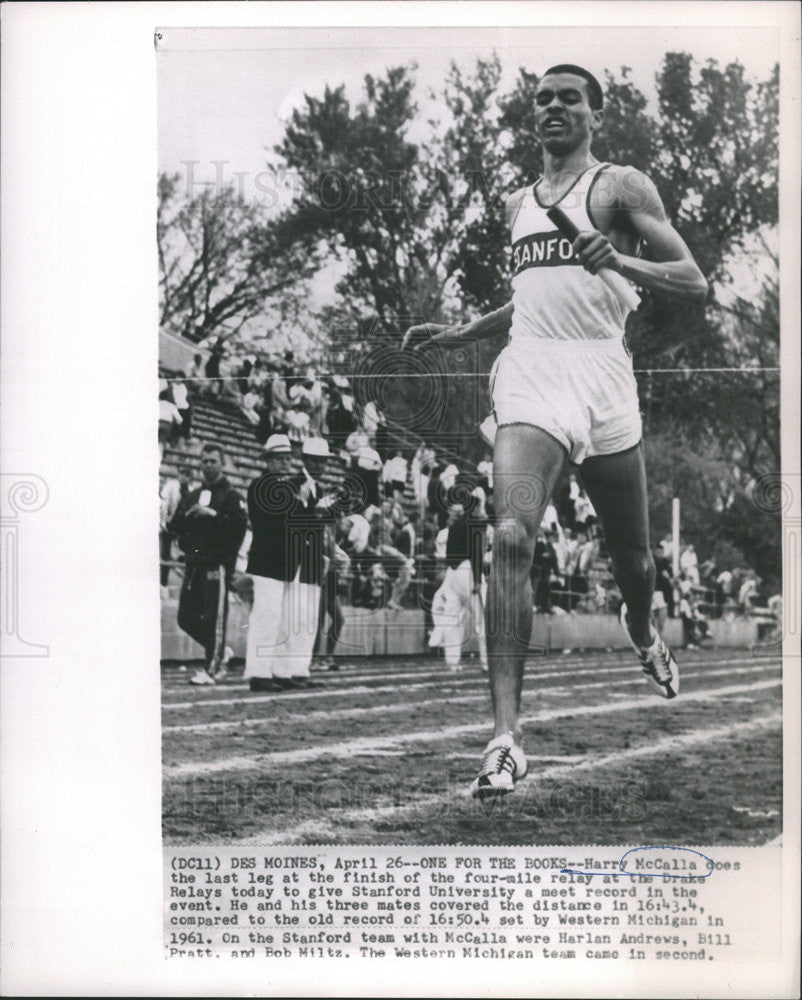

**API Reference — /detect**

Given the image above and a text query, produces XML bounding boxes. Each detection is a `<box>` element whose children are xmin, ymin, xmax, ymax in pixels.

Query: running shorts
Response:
<box><xmin>489</xmin><ymin>337</ymin><xmax>642</xmax><ymax>465</ymax></box>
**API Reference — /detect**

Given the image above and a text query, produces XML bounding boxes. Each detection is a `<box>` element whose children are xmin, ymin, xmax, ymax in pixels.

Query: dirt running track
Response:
<box><xmin>162</xmin><ymin>649</ymin><xmax>782</xmax><ymax>846</ymax></box>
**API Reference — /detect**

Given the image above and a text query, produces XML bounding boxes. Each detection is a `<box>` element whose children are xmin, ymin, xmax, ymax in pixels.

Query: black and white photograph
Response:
<box><xmin>1</xmin><ymin>3</ymin><xmax>799</xmax><ymax>997</ymax></box>
<box><xmin>157</xmin><ymin>24</ymin><xmax>786</xmax><ymax>848</ymax></box>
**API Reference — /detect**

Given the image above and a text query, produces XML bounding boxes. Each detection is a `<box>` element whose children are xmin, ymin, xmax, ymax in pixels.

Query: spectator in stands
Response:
<box><xmin>243</xmin><ymin>434</ymin><xmax>325</xmax><ymax>692</ymax></box>
<box><xmin>541</xmin><ymin>500</ymin><xmax>560</xmax><ymax>534</ymax></box>
<box><xmin>189</xmin><ymin>352</ymin><xmax>205</xmax><ymax>386</ymax></box>
<box><xmin>651</xmin><ymin>586</ymin><xmax>668</xmax><ymax>632</ymax></box>
<box><xmin>360</xmin><ymin>396</ymin><xmax>382</xmax><ymax>447</ymax></box>
<box><xmin>372</xmin><ymin>506</ymin><xmax>414</xmax><ymax>612</ymax></box>
<box><xmin>698</xmin><ymin>557</ymin><xmax>717</xmax><ymax>618</ymax></box>
<box><xmin>411</xmin><ymin>443</ymin><xmax>435</xmax><ymax>508</ymax></box>
<box><xmin>557</xmin><ymin>472</ymin><xmax>581</xmax><ymax>531</ymax></box>
<box><xmin>268</xmin><ymin>361</ymin><xmax>291</xmax><ymax>430</ymax></box>
<box><xmin>301</xmin><ymin>370</ymin><xmax>326</xmax><ymax>438</ymax></box>
<box><xmin>573</xmin><ymin>487</ymin><xmax>597</xmax><ymax>530</ymax></box>
<box><xmin>563</xmin><ymin>527</ymin><xmax>582</xmax><ymax>611</ymax></box>
<box><xmin>477</xmin><ymin>450</ymin><xmax>493</xmax><ymax>498</ymax></box>
<box><xmin>235</xmin><ymin>358</ymin><xmax>254</xmax><ymax>396</ymax></box>
<box><xmin>391</xmin><ymin>503</ymin><xmax>416</xmax><ymax>562</ymax></box>
<box><xmin>204</xmin><ymin>336</ymin><xmax>227</xmax><ymax>397</ymax></box>
<box><xmin>653</xmin><ymin>547</ymin><xmax>675</xmax><ymax>618</ymax></box>
<box><xmin>353</xmin><ymin>443</ymin><xmax>383</xmax><ymax>510</ymax></box>
<box><xmin>338</xmin><ymin>510</ymin><xmax>372</xmax><ymax>606</ymax></box>
<box><xmin>240</xmin><ymin>386</ymin><xmax>263</xmax><ymax>427</ymax></box>
<box><xmin>170</xmin><ymin>375</ymin><xmax>192</xmax><ymax>444</ymax></box>
<box><xmin>158</xmin><ymin>388</ymin><xmax>183</xmax><ymax>460</ymax></box>
<box><xmin>679</xmin><ymin>543</ymin><xmax>700</xmax><ymax>586</ymax></box>
<box><xmin>678</xmin><ymin>576</ymin><xmax>710</xmax><ymax>649</ymax></box>
<box><xmin>545</xmin><ymin>527</ymin><xmax>569</xmax><ymax>611</ymax></box>
<box><xmin>531</xmin><ymin>530</ymin><xmax>559</xmax><ymax>613</ymax></box>
<box><xmin>428</xmin><ymin>462</ymin><xmax>459</xmax><ymax>529</ymax></box>
<box><xmin>551</xmin><ymin>525</ymin><xmax>577</xmax><ymax>612</ymax></box>
<box><xmin>285</xmin><ymin>377</ymin><xmax>314</xmax><ymax>443</ymax></box>
<box><xmin>428</xmin><ymin>491</ymin><xmax>488</xmax><ymax>672</ymax></box>
<box><xmin>344</xmin><ymin>428</ymin><xmax>369</xmax><ymax>464</ymax></box>
<box><xmin>324</xmin><ymin>379</ymin><xmax>358</xmax><ymax>452</ymax></box>
<box><xmin>248</xmin><ymin>358</ymin><xmax>267</xmax><ymax>392</ymax></box>
<box><xmin>571</xmin><ymin>527</ymin><xmax>598</xmax><ymax>611</ymax></box>
<box><xmin>738</xmin><ymin>573</ymin><xmax>759</xmax><ymax>616</ymax></box>
<box><xmin>281</xmin><ymin>349</ymin><xmax>297</xmax><ymax>383</ymax></box>
<box><xmin>169</xmin><ymin>443</ymin><xmax>247</xmax><ymax>685</ymax></box>
<box><xmin>716</xmin><ymin>568</ymin><xmax>735</xmax><ymax>618</ymax></box>
<box><xmin>159</xmin><ymin>464</ymin><xmax>194</xmax><ymax>595</ymax></box>
<box><xmin>313</xmin><ymin>531</ymin><xmax>348</xmax><ymax>672</ymax></box>
<box><xmin>383</xmin><ymin>447</ymin><xmax>409</xmax><ymax>500</ymax></box>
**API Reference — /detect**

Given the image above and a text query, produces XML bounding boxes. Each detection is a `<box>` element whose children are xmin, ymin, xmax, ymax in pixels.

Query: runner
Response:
<box><xmin>404</xmin><ymin>64</ymin><xmax>707</xmax><ymax>798</ymax></box>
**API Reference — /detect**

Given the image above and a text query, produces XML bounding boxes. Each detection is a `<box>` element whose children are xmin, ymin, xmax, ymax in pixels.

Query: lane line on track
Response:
<box><xmin>162</xmin><ymin>655</ymin><xmax>780</xmax><ymax>712</ymax></box>
<box><xmin>163</xmin><ymin>662</ymin><xmax>780</xmax><ymax>734</ymax></box>
<box><xmin>161</xmin><ymin>648</ymin><xmax>769</xmax><ymax>687</ymax></box>
<box><xmin>160</xmin><ymin>652</ymin><xmax>768</xmax><ymax>697</ymax></box>
<box><xmin>239</xmin><ymin>711</ymin><xmax>782</xmax><ymax>845</ymax></box>
<box><xmin>164</xmin><ymin>677</ymin><xmax>781</xmax><ymax>777</ymax></box>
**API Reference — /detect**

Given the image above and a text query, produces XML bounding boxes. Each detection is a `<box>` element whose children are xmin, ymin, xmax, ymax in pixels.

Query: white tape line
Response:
<box><xmin>164</xmin><ymin>677</ymin><xmax>781</xmax><ymax>777</ymax></box>
<box><xmin>245</xmin><ymin>711</ymin><xmax>782</xmax><ymax>845</ymax></box>
<box><xmin>162</xmin><ymin>655</ymin><xmax>779</xmax><ymax>712</ymax></box>
<box><xmin>163</xmin><ymin>662</ymin><xmax>779</xmax><ymax>734</ymax></box>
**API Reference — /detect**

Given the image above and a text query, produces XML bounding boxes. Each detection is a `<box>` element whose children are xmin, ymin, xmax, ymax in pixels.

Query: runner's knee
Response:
<box><xmin>493</xmin><ymin>518</ymin><xmax>536</xmax><ymax>571</ymax></box>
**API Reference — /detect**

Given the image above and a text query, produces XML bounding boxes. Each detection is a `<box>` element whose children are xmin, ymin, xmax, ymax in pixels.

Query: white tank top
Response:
<box><xmin>508</xmin><ymin>161</ymin><xmax>639</xmax><ymax>343</ymax></box>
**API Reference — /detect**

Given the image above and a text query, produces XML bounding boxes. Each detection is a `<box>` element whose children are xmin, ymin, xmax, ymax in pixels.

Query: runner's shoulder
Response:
<box><xmin>596</xmin><ymin>163</ymin><xmax>661</xmax><ymax>211</ymax></box>
<box><xmin>504</xmin><ymin>186</ymin><xmax>530</xmax><ymax>225</ymax></box>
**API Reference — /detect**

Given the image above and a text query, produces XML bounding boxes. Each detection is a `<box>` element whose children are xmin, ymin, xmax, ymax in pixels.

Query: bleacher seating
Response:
<box><xmin>158</xmin><ymin>372</ymin><xmax>618</xmax><ymax>613</ymax></box>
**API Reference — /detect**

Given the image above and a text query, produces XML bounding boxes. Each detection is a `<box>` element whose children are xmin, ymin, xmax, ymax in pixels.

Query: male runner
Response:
<box><xmin>404</xmin><ymin>65</ymin><xmax>707</xmax><ymax>799</ymax></box>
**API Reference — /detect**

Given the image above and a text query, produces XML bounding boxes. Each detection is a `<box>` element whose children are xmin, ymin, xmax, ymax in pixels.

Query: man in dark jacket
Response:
<box><xmin>169</xmin><ymin>443</ymin><xmax>247</xmax><ymax>685</ymax></box>
<box><xmin>244</xmin><ymin>434</ymin><xmax>328</xmax><ymax>691</ymax></box>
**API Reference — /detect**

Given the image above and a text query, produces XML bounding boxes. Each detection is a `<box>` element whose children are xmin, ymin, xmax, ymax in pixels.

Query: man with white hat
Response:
<box><xmin>244</xmin><ymin>434</ymin><xmax>325</xmax><ymax>691</ymax></box>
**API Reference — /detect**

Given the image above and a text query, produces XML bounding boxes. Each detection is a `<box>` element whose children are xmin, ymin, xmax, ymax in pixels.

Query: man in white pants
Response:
<box><xmin>244</xmin><ymin>434</ymin><xmax>325</xmax><ymax>691</ymax></box>
<box><xmin>429</xmin><ymin>495</ymin><xmax>489</xmax><ymax>672</ymax></box>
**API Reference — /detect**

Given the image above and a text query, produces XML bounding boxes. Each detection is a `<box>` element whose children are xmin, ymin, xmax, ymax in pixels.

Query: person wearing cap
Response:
<box><xmin>353</xmin><ymin>442</ymin><xmax>383</xmax><ymax>510</ymax></box>
<box><xmin>243</xmin><ymin>434</ymin><xmax>327</xmax><ymax>691</ymax></box>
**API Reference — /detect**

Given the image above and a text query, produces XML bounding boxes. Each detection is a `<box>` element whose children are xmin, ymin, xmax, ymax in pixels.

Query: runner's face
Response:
<box><xmin>534</xmin><ymin>73</ymin><xmax>601</xmax><ymax>154</ymax></box>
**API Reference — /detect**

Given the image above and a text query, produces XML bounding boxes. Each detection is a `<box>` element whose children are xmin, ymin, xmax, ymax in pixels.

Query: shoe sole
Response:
<box><xmin>470</xmin><ymin>761</ymin><xmax>528</xmax><ymax>800</ymax></box>
<box><xmin>620</xmin><ymin>603</ymin><xmax>680</xmax><ymax>699</ymax></box>
<box><xmin>471</xmin><ymin>780</ymin><xmax>516</xmax><ymax>801</ymax></box>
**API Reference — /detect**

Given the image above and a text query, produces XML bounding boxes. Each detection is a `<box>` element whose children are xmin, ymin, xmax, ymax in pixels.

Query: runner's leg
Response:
<box><xmin>579</xmin><ymin>442</ymin><xmax>654</xmax><ymax>648</ymax></box>
<box><xmin>486</xmin><ymin>425</ymin><xmax>566</xmax><ymax>738</ymax></box>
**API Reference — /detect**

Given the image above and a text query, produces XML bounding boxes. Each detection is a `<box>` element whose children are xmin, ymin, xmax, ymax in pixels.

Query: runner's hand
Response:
<box><xmin>401</xmin><ymin>322</ymin><xmax>456</xmax><ymax>351</ymax></box>
<box><xmin>572</xmin><ymin>230</ymin><xmax>624</xmax><ymax>275</ymax></box>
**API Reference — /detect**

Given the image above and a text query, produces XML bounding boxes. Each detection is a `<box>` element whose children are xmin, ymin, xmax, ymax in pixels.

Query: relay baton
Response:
<box><xmin>546</xmin><ymin>205</ymin><xmax>640</xmax><ymax>312</ymax></box>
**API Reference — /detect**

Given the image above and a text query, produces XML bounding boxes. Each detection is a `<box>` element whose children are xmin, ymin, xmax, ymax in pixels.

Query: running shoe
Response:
<box><xmin>249</xmin><ymin>676</ymin><xmax>279</xmax><ymax>692</ymax></box>
<box><xmin>619</xmin><ymin>602</ymin><xmax>680</xmax><ymax>699</ymax></box>
<box><xmin>189</xmin><ymin>668</ymin><xmax>216</xmax><ymax>686</ymax></box>
<box><xmin>470</xmin><ymin>732</ymin><xmax>528</xmax><ymax>799</ymax></box>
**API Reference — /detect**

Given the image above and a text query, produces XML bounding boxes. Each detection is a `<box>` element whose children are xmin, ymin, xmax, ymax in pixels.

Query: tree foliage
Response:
<box><xmin>158</xmin><ymin>50</ymin><xmax>781</xmax><ymax>582</ymax></box>
<box><xmin>157</xmin><ymin>173</ymin><xmax>316</xmax><ymax>344</ymax></box>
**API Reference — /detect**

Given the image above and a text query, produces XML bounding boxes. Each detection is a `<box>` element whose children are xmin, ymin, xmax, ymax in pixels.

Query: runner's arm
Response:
<box><xmin>402</xmin><ymin>302</ymin><xmax>514</xmax><ymax>350</ymax></box>
<box><xmin>573</xmin><ymin>169</ymin><xmax>708</xmax><ymax>304</ymax></box>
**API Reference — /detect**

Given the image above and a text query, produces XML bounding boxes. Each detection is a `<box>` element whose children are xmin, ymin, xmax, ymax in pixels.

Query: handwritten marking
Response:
<box><xmin>562</xmin><ymin>846</ymin><xmax>715</xmax><ymax>880</ymax></box>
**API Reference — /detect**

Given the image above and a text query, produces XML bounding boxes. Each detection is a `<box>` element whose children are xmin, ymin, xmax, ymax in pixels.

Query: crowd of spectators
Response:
<box><xmin>160</xmin><ymin>339</ymin><xmax>777</xmax><ymax>652</ymax></box>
